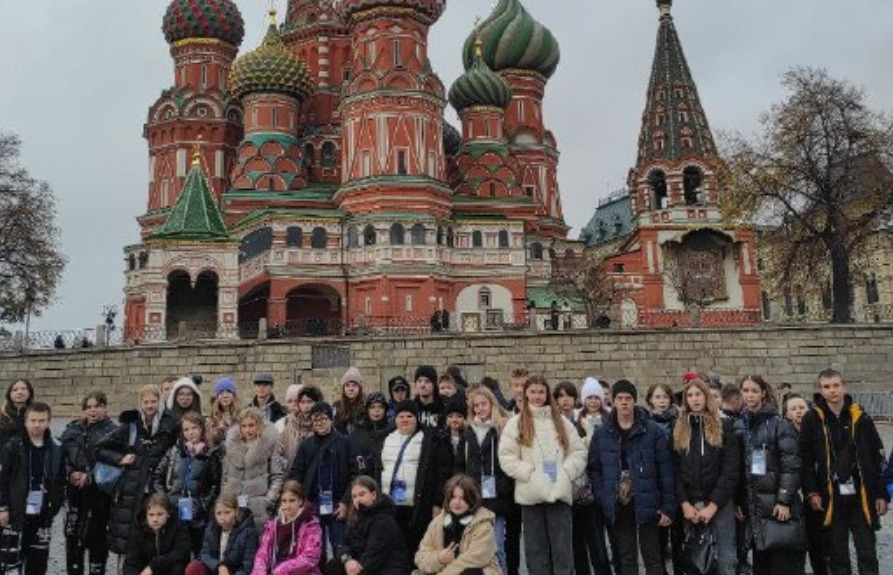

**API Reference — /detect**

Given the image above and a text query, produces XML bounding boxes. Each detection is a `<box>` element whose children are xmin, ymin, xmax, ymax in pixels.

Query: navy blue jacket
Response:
<box><xmin>289</xmin><ymin>430</ymin><xmax>355</xmax><ymax>505</ymax></box>
<box><xmin>588</xmin><ymin>407</ymin><xmax>677</xmax><ymax>525</ymax></box>
<box><xmin>198</xmin><ymin>510</ymin><xmax>259</xmax><ymax>575</ymax></box>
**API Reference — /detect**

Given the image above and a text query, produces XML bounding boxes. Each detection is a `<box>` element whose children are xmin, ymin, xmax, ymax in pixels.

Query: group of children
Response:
<box><xmin>0</xmin><ymin>365</ymin><xmax>889</xmax><ymax>575</ymax></box>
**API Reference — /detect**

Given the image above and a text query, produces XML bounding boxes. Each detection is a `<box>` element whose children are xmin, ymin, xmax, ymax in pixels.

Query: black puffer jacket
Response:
<box><xmin>734</xmin><ymin>404</ymin><xmax>801</xmax><ymax>540</ymax></box>
<box><xmin>349</xmin><ymin>417</ymin><xmax>393</xmax><ymax>484</ymax></box>
<box><xmin>60</xmin><ymin>416</ymin><xmax>118</xmax><ymax>479</ymax></box>
<box><xmin>122</xmin><ymin>516</ymin><xmax>192</xmax><ymax>575</ymax></box>
<box><xmin>0</xmin><ymin>431</ymin><xmax>66</xmax><ymax>529</ymax></box>
<box><xmin>198</xmin><ymin>510</ymin><xmax>259</xmax><ymax>575</ymax></box>
<box><xmin>464</xmin><ymin>421</ymin><xmax>513</xmax><ymax>516</ymax></box>
<box><xmin>673</xmin><ymin>415</ymin><xmax>740</xmax><ymax>509</ymax></box>
<box><xmin>153</xmin><ymin>442</ymin><xmax>222</xmax><ymax>529</ymax></box>
<box><xmin>96</xmin><ymin>409</ymin><xmax>178</xmax><ymax>554</ymax></box>
<box><xmin>337</xmin><ymin>495</ymin><xmax>412</xmax><ymax>575</ymax></box>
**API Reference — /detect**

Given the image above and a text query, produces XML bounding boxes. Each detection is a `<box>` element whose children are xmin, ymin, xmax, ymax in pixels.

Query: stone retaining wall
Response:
<box><xmin>1</xmin><ymin>326</ymin><xmax>890</xmax><ymax>418</ymax></box>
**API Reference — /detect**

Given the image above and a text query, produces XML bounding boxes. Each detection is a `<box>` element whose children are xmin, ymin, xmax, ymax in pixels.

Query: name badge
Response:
<box><xmin>543</xmin><ymin>460</ymin><xmax>558</xmax><ymax>484</ymax></box>
<box><xmin>319</xmin><ymin>490</ymin><xmax>334</xmax><ymax>516</ymax></box>
<box><xmin>392</xmin><ymin>480</ymin><xmax>408</xmax><ymax>503</ymax></box>
<box><xmin>839</xmin><ymin>478</ymin><xmax>857</xmax><ymax>496</ymax></box>
<box><xmin>237</xmin><ymin>494</ymin><xmax>249</xmax><ymax>509</ymax></box>
<box><xmin>751</xmin><ymin>449</ymin><xmax>767</xmax><ymax>476</ymax></box>
<box><xmin>481</xmin><ymin>475</ymin><xmax>497</xmax><ymax>499</ymax></box>
<box><xmin>26</xmin><ymin>490</ymin><xmax>44</xmax><ymax>515</ymax></box>
<box><xmin>178</xmin><ymin>498</ymin><xmax>194</xmax><ymax>522</ymax></box>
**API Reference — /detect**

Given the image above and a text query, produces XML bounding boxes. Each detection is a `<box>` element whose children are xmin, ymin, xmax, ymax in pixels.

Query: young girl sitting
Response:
<box><xmin>327</xmin><ymin>475</ymin><xmax>412</xmax><ymax>575</ymax></box>
<box><xmin>124</xmin><ymin>493</ymin><xmax>192</xmax><ymax>575</ymax></box>
<box><xmin>186</xmin><ymin>493</ymin><xmax>259</xmax><ymax>575</ymax></box>
<box><xmin>415</xmin><ymin>474</ymin><xmax>501</xmax><ymax>575</ymax></box>
<box><xmin>251</xmin><ymin>480</ymin><xmax>323</xmax><ymax>575</ymax></box>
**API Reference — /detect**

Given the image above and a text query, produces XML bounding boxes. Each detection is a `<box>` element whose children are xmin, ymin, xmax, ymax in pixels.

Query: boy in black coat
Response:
<box><xmin>0</xmin><ymin>402</ymin><xmax>66</xmax><ymax>575</ymax></box>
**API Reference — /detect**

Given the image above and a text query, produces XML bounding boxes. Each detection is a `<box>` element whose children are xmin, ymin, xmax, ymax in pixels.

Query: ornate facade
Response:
<box><xmin>124</xmin><ymin>0</ymin><xmax>568</xmax><ymax>340</ymax></box>
<box><xmin>580</xmin><ymin>0</ymin><xmax>761</xmax><ymax>327</ymax></box>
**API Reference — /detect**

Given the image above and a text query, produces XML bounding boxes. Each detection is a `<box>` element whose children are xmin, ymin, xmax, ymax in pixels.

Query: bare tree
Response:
<box><xmin>549</xmin><ymin>248</ymin><xmax>615</xmax><ymax>327</ymax></box>
<box><xmin>721</xmin><ymin>67</ymin><xmax>893</xmax><ymax>323</ymax></box>
<box><xmin>0</xmin><ymin>131</ymin><xmax>66</xmax><ymax>323</ymax></box>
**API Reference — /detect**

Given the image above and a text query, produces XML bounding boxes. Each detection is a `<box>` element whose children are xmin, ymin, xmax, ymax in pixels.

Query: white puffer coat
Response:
<box><xmin>498</xmin><ymin>405</ymin><xmax>587</xmax><ymax>506</ymax></box>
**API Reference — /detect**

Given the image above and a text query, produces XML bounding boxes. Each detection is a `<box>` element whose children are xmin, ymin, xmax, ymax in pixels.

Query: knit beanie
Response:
<box><xmin>444</xmin><ymin>396</ymin><xmax>467</xmax><ymax>419</ymax></box>
<box><xmin>414</xmin><ymin>365</ymin><xmax>438</xmax><ymax>384</ymax></box>
<box><xmin>213</xmin><ymin>376</ymin><xmax>237</xmax><ymax>398</ymax></box>
<box><xmin>365</xmin><ymin>392</ymin><xmax>388</xmax><ymax>410</ymax></box>
<box><xmin>580</xmin><ymin>377</ymin><xmax>604</xmax><ymax>404</ymax></box>
<box><xmin>310</xmin><ymin>401</ymin><xmax>334</xmax><ymax>420</ymax></box>
<box><xmin>612</xmin><ymin>379</ymin><xmax>638</xmax><ymax>402</ymax></box>
<box><xmin>341</xmin><ymin>367</ymin><xmax>363</xmax><ymax>387</ymax></box>
<box><xmin>285</xmin><ymin>384</ymin><xmax>302</xmax><ymax>402</ymax></box>
<box><xmin>394</xmin><ymin>399</ymin><xmax>418</xmax><ymax>418</ymax></box>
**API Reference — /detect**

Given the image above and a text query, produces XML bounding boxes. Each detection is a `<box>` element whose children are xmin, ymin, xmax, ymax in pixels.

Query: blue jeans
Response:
<box><xmin>493</xmin><ymin>515</ymin><xmax>507</xmax><ymax>573</ymax></box>
<box><xmin>318</xmin><ymin>513</ymin><xmax>344</xmax><ymax>563</ymax></box>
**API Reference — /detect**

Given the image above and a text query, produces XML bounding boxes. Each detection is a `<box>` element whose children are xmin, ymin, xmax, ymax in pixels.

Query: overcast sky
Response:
<box><xmin>0</xmin><ymin>0</ymin><xmax>891</xmax><ymax>332</ymax></box>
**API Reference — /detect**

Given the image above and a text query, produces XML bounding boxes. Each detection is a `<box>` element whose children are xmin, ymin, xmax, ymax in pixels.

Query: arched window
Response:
<box><xmin>286</xmin><ymin>226</ymin><xmax>303</xmax><ymax>248</ymax></box>
<box><xmin>498</xmin><ymin>230</ymin><xmax>509</xmax><ymax>249</ymax></box>
<box><xmin>363</xmin><ymin>224</ymin><xmax>377</xmax><ymax>246</ymax></box>
<box><xmin>310</xmin><ymin>226</ymin><xmax>327</xmax><ymax>249</ymax></box>
<box><xmin>303</xmin><ymin>143</ymin><xmax>314</xmax><ymax>171</ymax></box>
<box><xmin>139</xmin><ymin>252</ymin><xmax>148</xmax><ymax>268</ymax></box>
<box><xmin>867</xmin><ymin>273</ymin><xmax>880</xmax><ymax>305</ymax></box>
<box><xmin>683</xmin><ymin>166</ymin><xmax>703</xmax><ymax>205</ymax></box>
<box><xmin>648</xmin><ymin>170</ymin><xmax>668</xmax><ymax>209</ymax></box>
<box><xmin>530</xmin><ymin>242</ymin><xmax>543</xmax><ymax>260</ymax></box>
<box><xmin>437</xmin><ymin>226</ymin><xmax>445</xmax><ymax>246</ymax></box>
<box><xmin>347</xmin><ymin>226</ymin><xmax>359</xmax><ymax>248</ymax></box>
<box><xmin>472</xmin><ymin>230</ymin><xmax>483</xmax><ymax>248</ymax></box>
<box><xmin>321</xmin><ymin>141</ymin><xmax>336</xmax><ymax>167</ymax></box>
<box><xmin>390</xmin><ymin>223</ymin><xmax>405</xmax><ymax>245</ymax></box>
<box><xmin>127</xmin><ymin>254</ymin><xmax>136</xmax><ymax>271</ymax></box>
<box><xmin>410</xmin><ymin>223</ymin><xmax>426</xmax><ymax>245</ymax></box>
<box><xmin>478</xmin><ymin>287</ymin><xmax>491</xmax><ymax>309</ymax></box>
<box><xmin>447</xmin><ymin>228</ymin><xmax>455</xmax><ymax>247</ymax></box>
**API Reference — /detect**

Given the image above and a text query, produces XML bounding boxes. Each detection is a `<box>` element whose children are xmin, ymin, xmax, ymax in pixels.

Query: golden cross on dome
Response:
<box><xmin>268</xmin><ymin>0</ymin><xmax>278</xmax><ymax>23</ymax></box>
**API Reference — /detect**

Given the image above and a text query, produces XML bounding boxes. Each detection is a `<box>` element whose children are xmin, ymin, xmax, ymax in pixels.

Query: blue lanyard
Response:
<box><xmin>184</xmin><ymin>455</ymin><xmax>192</xmax><ymax>497</ymax></box>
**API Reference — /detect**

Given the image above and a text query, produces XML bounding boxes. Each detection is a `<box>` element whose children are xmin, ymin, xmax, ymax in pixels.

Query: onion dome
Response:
<box><xmin>443</xmin><ymin>122</ymin><xmax>462</xmax><ymax>157</ymax></box>
<box><xmin>335</xmin><ymin>0</ymin><xmax>446</xmax><ymax>25</ymax></box>
<box><xmin>162</xmin><ymin>0</ymin><xmax>245</xmax><ymax>47</ymax></box>
<box><xmin>462</xmin><ymin>0</ymin><xmax>560</xmax><ymax>79</ymax></box>
<box><xmin>449</xmin><ymin>39</ymin><xmax>512</xmax><ymax>111</ymax></box>
<box><xmin>229</xmin><ymin>12</ymin><xmax>314</xmax><ymax>101</ymax></box>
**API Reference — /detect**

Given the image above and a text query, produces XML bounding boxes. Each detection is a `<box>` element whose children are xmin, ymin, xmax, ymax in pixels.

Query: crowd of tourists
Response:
<box><xmin>0</xmin><ymin>365</ymin><xmax>888</xmax><ymax>575</ymax></box>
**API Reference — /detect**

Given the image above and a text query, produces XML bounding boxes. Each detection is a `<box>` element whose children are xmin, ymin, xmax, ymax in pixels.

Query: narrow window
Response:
<box><xmin>393</xmin><ymin>39</ymin><xmax>402</xmax><ymax>67</ymax></box>
<box><xmin>397</xmin><ymin>150</ymin><xmax>407</xmax><ymax>175</ymax></box>
<box><xmin>472</xmin><ymin>230</ymin><xmax>483</xmax><ymax>248</ymax></box>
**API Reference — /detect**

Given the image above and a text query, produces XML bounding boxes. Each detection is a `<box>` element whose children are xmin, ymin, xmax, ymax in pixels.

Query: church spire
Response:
<box><xmin>635</xmin><ymin>0</ymin><xmax>716</xmax><ymax>169</ymax></box>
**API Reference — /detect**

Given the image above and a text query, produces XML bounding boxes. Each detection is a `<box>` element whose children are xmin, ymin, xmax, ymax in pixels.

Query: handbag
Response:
<box><xmin>572</xmin><ymin>472</ymin><xmax>595</xmax><ymax>506</ymax></box>
<box><xmin>756</xmin><ymin>515</ymin><xmax>808</xmax><ymax>552</ymax></box>
<box><xmin>678</xmin><ymin>522</ymin><xmax>716</xmax><ymax>575</ymax></box>
<box><xmin>92</xmin><ymin>423</ymin><xmax>137</xmax><ymax>496</ymax></box>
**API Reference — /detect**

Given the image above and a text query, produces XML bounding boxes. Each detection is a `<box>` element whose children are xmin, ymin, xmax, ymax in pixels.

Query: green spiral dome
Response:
<box><xmin>162</xmin><ymin>0</ymin><xmax>244</xmax><ymax>47</ymax></box>
<box><xmin>449</xmin><ymin>48</ymin><xmax>512</xmax><ymax>111</ymax></box>
<box><xmin>462</xmin><ymin>0</ymin><xmax>560</xmax><ymax>79</ymax></box>
<box><xmin>229</xmin><ymin>22</ymin><xmax>314</xmax><ymax>101</ymax></box>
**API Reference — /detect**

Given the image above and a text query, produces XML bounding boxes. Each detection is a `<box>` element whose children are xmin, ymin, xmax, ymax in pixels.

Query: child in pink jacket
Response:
<box><xmin>252</xmin><ymin>480</ymin><xmax>323</xmax><ymax>575</ymax></box>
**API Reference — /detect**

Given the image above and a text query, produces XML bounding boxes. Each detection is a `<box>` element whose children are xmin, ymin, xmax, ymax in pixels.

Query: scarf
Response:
<box><xmin>274</xmin><ymin>504</ymin><xmax>314</xmax><ymax>563</ymax></box>
<box><xmin>442</xmin><ymin>512</ymin><xmax>473</xmax><ymax>555</ymax></box>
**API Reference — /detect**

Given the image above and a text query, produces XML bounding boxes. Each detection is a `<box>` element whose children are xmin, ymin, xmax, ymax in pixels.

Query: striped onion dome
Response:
<box><xmin>334</xmin><ymin>0</ymin><xmax>445</xmax><ymax>25</ymax></box>
<box><xmin>162</xmin><ymin>0</ymin><xmax>244</xmax><ymax>47</ymax></box>
<box><xmin>449</xmin><ymin>42</ymin><xmax>512</xmax><ymax>111</ymax></box>
<box><xmin>229</xmin><ymin>15</ymin><xmax>314</xmax><ymax>101</ymax></box>
<box><xmin>462</xmin><ymin>0</ymin><xmax>560</xmax><ymax>79</ymax></box>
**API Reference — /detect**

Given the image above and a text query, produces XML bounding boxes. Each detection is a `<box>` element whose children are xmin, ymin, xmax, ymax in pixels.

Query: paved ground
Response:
<box><xmin>42</xmin><ymin>423</ymin><xmax>893</xmax><ymax>574</ymax></box>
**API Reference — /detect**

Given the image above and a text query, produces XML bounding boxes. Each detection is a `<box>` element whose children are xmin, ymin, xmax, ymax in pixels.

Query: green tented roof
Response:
<box><xmin>151</xmin><ymin>161</ymin><xmax>228</xmax><ymax>242</ymax></box>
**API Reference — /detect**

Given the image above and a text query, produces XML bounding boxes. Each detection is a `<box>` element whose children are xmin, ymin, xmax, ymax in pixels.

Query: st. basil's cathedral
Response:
<box><xmin>122</xmin><ymin>0</ymin><xmax>760</xmax><ymax>341</ymax></box>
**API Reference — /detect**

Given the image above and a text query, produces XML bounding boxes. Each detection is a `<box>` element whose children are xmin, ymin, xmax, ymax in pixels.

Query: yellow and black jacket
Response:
<box><xmin>799</xmin><ymin>394</ymin><xmax>888</xmax><ymax>529</ymax></box>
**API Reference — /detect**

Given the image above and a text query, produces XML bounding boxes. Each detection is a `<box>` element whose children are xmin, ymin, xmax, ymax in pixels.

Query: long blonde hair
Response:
<box><xmin>518</xmin><ymin>375</ymin><xmax>570</xmax><ymax>456</ymax></box>
<box><xmin>467</xmin><ymin>386</ymin><xmax>509</xmax><ymax>434</ymax></box>
<box><xmin>673</xmin><ymin>379</ymin><xmax>723</xmax><ymax>453</ymax></box>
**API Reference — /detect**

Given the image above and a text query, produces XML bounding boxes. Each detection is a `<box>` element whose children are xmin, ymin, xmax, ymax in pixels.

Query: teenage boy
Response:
<box><xmin>250</xmin><ymin>373</ymin><xmax>285</xmax><ymax>423</ymax></box>
<box><xmin>507</xmin><ymin>367</ymin><xmax>529</xmax><ymax>414</ymax></box>
<box><xmin>589</xmin><ymin>380</ymin><xmax>676</xmax><ymax>575</ymax></box>
<box><xmin>413</xmin><ymin>365</ymin><xmax>443</xmax><ymax>429</ymax></box>
<box><xmin>800</xmin><ymin>369</ymin><xmax>888</xmax><ymax>575</ymax></box>
<box><xmin>0</xmin><ymin>402</ymin><xmax>66</xmax><ymax>575</ymax></box>
<box><xmin>387</xmin><ymin>376</ymin><xmax>410</xmax><ymax>426</ymax></box>
<box><xmin>289</xmin><ymin>401</ymin><xmax>354</xmax><ymax>566</ymax></box>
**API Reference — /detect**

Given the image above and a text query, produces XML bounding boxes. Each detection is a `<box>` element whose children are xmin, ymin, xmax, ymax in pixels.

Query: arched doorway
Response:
<box><xmin>166</xmin><ymin>270</ymin><xmax>218</xmax><ymax>339</ymax></box>
<box><xmin>238</xmin><ymin>282</ymin><xmax>270</xmax><ymax>338</ymax></box>
<box><xmin>285</xmin><ymin>284</ymin><xmax>342</xmax><ymax>336</ymax></box>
